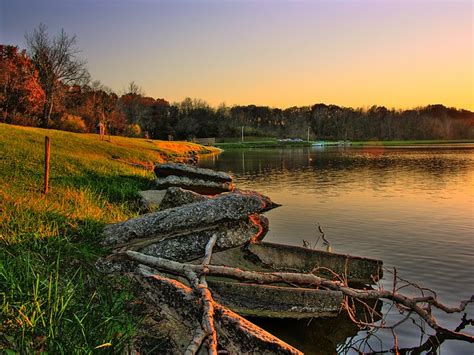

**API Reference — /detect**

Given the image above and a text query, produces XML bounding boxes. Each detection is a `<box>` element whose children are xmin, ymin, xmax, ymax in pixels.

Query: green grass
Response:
<box><xmin>0</xmin><ymin>124</ymin><xmax>215</xmax><ymax>353</ymax></box>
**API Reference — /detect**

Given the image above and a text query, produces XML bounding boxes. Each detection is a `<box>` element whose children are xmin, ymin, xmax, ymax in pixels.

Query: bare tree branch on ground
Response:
<box><xmin>116</xmin><ymin>250</ymin><xmax>474</xmax><ymax>347</ymax></box>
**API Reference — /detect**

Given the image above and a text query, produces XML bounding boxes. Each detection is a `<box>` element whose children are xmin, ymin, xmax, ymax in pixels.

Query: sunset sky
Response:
<box><xmin>1</xmin><ymin>0</ymin><xmax>472</xmax><ymax>110</ymax></box>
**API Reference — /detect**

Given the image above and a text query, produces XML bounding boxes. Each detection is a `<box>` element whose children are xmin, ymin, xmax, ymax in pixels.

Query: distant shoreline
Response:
<box><xmin>213</xmin><ymin>139</ymin><xmax>474</xmax><ymax>149</ymax></box>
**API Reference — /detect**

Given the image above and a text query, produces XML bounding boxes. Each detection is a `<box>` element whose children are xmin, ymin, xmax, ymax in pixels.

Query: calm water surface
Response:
<box><xmin>199</xmin><ymin>146</ymin><xmax>474</xmax><ymax>354</ymax></box>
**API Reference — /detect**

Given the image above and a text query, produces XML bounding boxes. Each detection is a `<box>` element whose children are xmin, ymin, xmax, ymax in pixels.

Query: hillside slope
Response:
<box><xmin>0</xmin><ymin>123</ymin><xmax>217</xmax><ymax>353</ymax></box>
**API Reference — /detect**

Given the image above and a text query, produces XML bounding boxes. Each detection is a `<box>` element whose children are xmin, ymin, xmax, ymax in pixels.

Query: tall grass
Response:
<box><xmin>0</xmin><ymin>124</ymin><xmax>213</xmax><ymax>352</ymax></box>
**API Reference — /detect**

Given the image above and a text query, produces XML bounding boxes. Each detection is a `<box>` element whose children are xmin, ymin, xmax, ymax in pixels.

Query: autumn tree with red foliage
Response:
<box><xmin>25</xmin><ymin>24</ymin><xmax>90</xmax><ymax>127</ymax></box>
<box><xmin>0</xmin><ymin>45</ymin><xmax>45</xmax><ymax>124</ymax></box>
<box><xmin>1</xmin><ymin>25</ymin><xmax>472</xmax><ymax>140</ymax></box>
<box><xmin>64</xmin><ymin>81</ymin><xmax>118</xmax><ymax>132</ymax></box>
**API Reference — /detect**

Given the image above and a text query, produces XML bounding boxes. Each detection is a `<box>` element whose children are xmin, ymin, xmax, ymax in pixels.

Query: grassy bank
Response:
<box><xmin>0</xmin><ymin>124</ymin><xmax>217</xmax><ymax>353</ymax></box>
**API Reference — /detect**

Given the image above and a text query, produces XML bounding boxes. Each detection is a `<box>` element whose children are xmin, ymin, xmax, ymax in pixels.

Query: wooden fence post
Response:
<box><xmin>44</xmin><ymin>136</ymin><xmax>51</xmax><ymax>194</ymax></box>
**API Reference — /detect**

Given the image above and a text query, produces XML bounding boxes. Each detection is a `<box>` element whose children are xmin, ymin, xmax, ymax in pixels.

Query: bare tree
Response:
<box><xmin>25</xmin><ymin>24</ymin><xmax>90</xmax><ymax>126</ymax></box>
<box><xmin>125</xmin><ymin>81</ymin><xmax>144</xmax><ymax>96</ymax></box>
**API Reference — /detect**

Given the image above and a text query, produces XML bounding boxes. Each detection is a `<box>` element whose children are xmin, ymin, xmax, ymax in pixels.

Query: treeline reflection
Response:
<box><xmin>199</xmin><ymin>147</ymin><xmax>473</xmax><ymax>194</ymax></box>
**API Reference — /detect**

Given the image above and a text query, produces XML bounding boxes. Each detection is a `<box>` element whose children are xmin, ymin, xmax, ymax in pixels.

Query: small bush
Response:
<box><xmin>59</xmin><ymin>114</ymin><xmax>87</xmax><ymax>133</ymax></box>
<box><xmin>124</xmin><ymin>123</ymin><xmax>141</xmax><ymax>137</ymax></box>
<box><xmin>8</xmin><ymin>113</ymin><xmax>42</xmax><ymax>127</ymax></box>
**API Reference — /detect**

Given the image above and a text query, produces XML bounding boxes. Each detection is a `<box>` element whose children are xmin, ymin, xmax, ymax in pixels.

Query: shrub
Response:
<box><xmin>124</xmin><ymin>123</ymin><xmax>142</xmax><ymax>137</ymax></box>
<box><xmin>8</xmin><ymin>113</ymin><xmax>42</xmax><ymax>127</ymax></box>
<box><xmin>59</xmin><ymin>113</ymin><xmax>87</xmax><ymax>133</ymax></box>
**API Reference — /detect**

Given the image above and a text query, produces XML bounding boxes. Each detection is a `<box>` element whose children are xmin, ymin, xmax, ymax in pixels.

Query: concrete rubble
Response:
<box><xmin>99</xmin><ymin>163</ymin><xmax>383</xmax><ymax>353</ymax></box>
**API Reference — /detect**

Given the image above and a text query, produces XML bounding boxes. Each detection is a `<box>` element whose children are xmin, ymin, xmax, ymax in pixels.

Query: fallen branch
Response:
<box><xmin>350</xmin><ymin>313</ymin><xmax>474</xmax><ymax>354</ymax></box>
<box><xmin>183</xmin><ymin>234</ymin><xmax>218</xmax><ymax>355</ymax></box>
<box><xmin>136</xmin><ymin>265</ymin><xmax>301</xmax><ymax>354</ymax></box>
<box><xmin>120</xmin><ymin>250</ymin><xmax>474</xmax><ymax>344</ymax></box>
<box><xmin>184</xmin><ymin>328</ymin><xmax>206</xmax><ymax>355</ymax></box>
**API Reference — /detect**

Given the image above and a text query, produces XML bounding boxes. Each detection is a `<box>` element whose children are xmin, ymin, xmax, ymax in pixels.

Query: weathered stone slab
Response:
<box><xmin>207</xmin><ymin>280</ymin><xmax>343</xmax><ymax>318</ymax></box>
<box><xmin>139</xmin><ymin>216</ymin><xmax>268</xmax><ymax>262</ymax></box>
<box><xmin>247</xmin><ymin>242</ymin><xmax>383</xmax><ymax>283</ymax></box>
<box><xmin>102</xmin><ymin>190</ymin><xmax>278</xmax><ymax>247</ymax></box>
<box><xmin>136</xmin><ymin>266</ymin><xmax>301</xmax><ymax>354</ymax></box>
<box><xmin>159</xmin><ymin>187</ymin><xmax>208</xmax><ymax>210</ymax></box>
<box><xmin>138</xmin><ymin>190</ymin><xmax>167</xmax><ymax>211</ymax></box>
<box><xmin>154</xmin><ymin>163</ymin><xmax>233</xmax><ymax>183</ymax></box>
<box><xmin>208</xmin><ymin>242</ymin><xmax>383</xmax><ymax>285</ymax></box>
<box><xmin>155</xmin><ymin>175</ymin><xmax>233</xmax><ymax>195</ymax></box>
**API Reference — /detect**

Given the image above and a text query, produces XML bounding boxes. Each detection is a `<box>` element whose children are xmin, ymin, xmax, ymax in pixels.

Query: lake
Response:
<box><xmin>198</xmin><ymin>145</ymin><xmax>474</xmax><ymax>354</ymax></box>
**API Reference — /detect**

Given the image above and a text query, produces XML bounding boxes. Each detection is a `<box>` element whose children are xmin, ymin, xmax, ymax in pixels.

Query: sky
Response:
<box><xmin>0</xmin><ymin>0</ymin><xmax>473</xmax><ymax>110</ymax></box>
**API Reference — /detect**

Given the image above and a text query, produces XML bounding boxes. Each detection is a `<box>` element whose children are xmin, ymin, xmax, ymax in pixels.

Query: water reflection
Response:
<box><xmin>199</xmin><ymin>146</ymin><xmax>474</xmax><ymax>354</ymax></box>
<box><xmin>250</xmin><ymin>313</ymin><xmax>359</xmax><ymax>355</ymax></box>
<box><xmin>203</xmin><ymin>147</ymin><xmax>471</xmax><ymax>189</ymax></box>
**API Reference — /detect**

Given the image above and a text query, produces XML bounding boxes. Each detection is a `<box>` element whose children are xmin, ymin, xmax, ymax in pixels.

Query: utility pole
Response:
<box><xmin>241</xmin><ymin>126</ymin><xmax>244</xmax><ymax>142</ymax></box>
<box><xmin>307</xmin><ymin>127</ymin><xmax>310</xmax><ymax>142</ymax></box>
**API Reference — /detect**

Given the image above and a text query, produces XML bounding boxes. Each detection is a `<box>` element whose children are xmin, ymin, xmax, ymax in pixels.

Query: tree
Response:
<box><xmin>25</xmin><ymin>24</ymin><xmax>90</xmax><ymax>127</ymax></box>
<box><xmin>0</xmin><ymin>45</ymin><xmax>45</xmax><ymax>123</ymax></box>
<box><xmin>85</xmin><ymin>81</ymin><xmax>117</xmax><ymax>131</ymax></box>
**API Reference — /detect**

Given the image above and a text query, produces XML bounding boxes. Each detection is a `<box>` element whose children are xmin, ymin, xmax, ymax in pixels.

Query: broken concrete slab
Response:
<box><xmin>138</xmin><ymin>190</ymin><xmax>167</xmax><ymax>212</ymax></box>
<box><xmin>155</xmin><ymin>175</ymin><xmax>233</xmax><ymax>195</ymax></box>
<box><xmin>246</xmin><ymin>242</ymin><xmax>383</xmax><ymax>283</ymax></box>
<box><xmin>159</xmin><ymin>187</ymin><xmax>208</xmax><ymax>210</ymax></box>
<box><xmin>139</xmin><ymin>216</ymin><xmax>269</xmax><ymax>262</ymax></box>
<box><xmin>154</xmin><ymin>163</ymin><xmax>234</xmax><ymax>194</ymax></box>
<box><xmin>154</xmin><ymin>163</ymin><xmax>233</xmax><ymax>183</ymax></box>
<box><xmin>102</xmin><ymin>190</ymin><xmax>278</xmax><ymax>247</ymax></box>
<box><xmin>207</xmin><ymin>280</ymin><xmax>343</xmax><ymax>319</ymax></box>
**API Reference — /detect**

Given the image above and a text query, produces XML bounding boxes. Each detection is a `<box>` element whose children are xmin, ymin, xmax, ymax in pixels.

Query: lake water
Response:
<box><xmin>198</xmin><ymin>145</ymin><xmax>474</xmax><ymax>354</ymax></box>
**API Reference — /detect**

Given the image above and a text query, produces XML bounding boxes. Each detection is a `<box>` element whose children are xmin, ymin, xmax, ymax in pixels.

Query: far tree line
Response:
<box><xmin>1</xmin><ymin>25</ymin><xmax>473</xmax><ymax>141</ymax></box>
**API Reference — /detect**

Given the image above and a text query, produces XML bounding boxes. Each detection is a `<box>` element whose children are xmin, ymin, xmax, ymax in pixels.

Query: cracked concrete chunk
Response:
<box><xmin>159</xmin><ymin>187</ymin><xmax>208</xmax><ymax>210</ymax></box>
<box><xmin>138</xmin><ymin>190</ymin><xmax>167</xmax><ymax>211</ymax></box>
<box><xmin>154</xmin><ymin>163</ymin><xmax>233</xmax><ymax>182</ymax></box>
<box><xmin>154</xmin><ymin>163</ymin><xmax>234</xmax><ymax>194</ymax></box>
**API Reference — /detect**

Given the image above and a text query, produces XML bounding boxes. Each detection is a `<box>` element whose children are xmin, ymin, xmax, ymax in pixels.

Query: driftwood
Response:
<box><xmin>102</xmin><ymin>190</ymin><xmax>278</xmax><ymax>247</ymax></box>
<box><xmin>121</xmin><ymin>250</ymin><xmax>474</xmax><ymax>345</ymax></box>
<box><xmin>101</xmin><ymin>164</ymin><xmax>472</xmax><ymax>351</ymax></box>
<box><xmin>184</xmin><ymin>234</ymin><xmax>218</xmax><ymax>354</ymax></box>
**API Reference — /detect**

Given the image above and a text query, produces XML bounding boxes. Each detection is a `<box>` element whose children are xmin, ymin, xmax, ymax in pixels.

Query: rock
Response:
<box><xmin>155</xmin><ymin>175</ymin><xmax>233</xmax><ymax>195</ymax></box>
<box><xmin>139</xmin><ymin>216</ymin><xmax>268</xmax><ymax>261</ymax></box>
<box><xmin>207</xmin><ymin>280</ymin><xmax>343</xmax><ymax>318</ymax></box>
<box><xmin>159</xmin><ymin>187</ymin><xmax>208</xmax><ymax>210</ymax></box>
<box><xmin>154</xmin><ymin>163</ymin><xmax>234</xmax><ymax>195</ymax></box>
<box><xmin>102</xmin><ymin>190</ymin><xmax>279</xmax><ymax>248</ymax></box>
<box><xmin>134</xmin><ymin>267</ymin><xmax>302</xmax><ymax>354</ymax></box>
<box><xmin>138</xmin><ymin>190</ymin><xmax>167</xmax><ymax>211</ymax></box>
<box><xmin>154</xmin><ymin>163</ymin><xmax>233</xmax><ymax>183</ymax></box>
